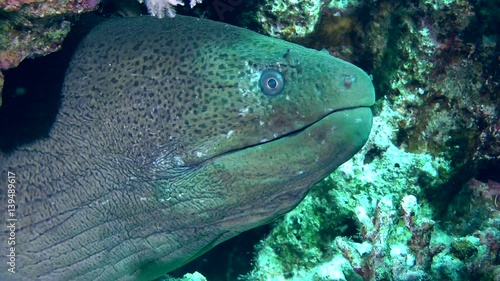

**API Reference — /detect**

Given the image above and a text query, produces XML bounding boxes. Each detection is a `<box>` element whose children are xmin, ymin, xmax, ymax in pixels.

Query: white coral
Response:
<box><xmin>189</xmin><ymin>0</ymin><xmax>202</xmax><ymax>8</ymax></box>
<box><xmin>141</xmin><ymin>0</ymin><xmax>202</xmax><ymax>18</ymax></box>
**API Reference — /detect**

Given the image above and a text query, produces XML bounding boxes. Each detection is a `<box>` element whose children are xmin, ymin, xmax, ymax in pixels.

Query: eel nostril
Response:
<box><xmin>343</xmin><ymin>75</ymin><xmax>355</xmax><ymax>89</ymax></box>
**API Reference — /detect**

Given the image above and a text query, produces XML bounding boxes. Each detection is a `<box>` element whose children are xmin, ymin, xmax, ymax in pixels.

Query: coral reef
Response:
<box><xmin>0</xmin><ymin>17</ymin><xmax>71</xmax><ymax>71</ymax></box>
<box><xmin>0</xmin><ymin>0</ymin><xmax>96</xmax><ymax>71</ymax></box>
<box><xmin>256</xmin><ymin>0</ymin><xmax>322</xmax><ymax>40</ymax></box>
<box><xmin>240</xmin><ymin>101</ymin><xmax>446</xmax><ymax>281</ymax></box>
<box><xmin>239</xmin><ymin>100</ymin><xmax>498</xmax><ymax>281</ymax></box>
<box><xmin>0</xmin><ymin>0</ymin><xmax>94</xmax><ymax>106</ymax></box>
<box><xmin>367</xmin><ymin>0</ymin><xmax>499</xmax><ymax>164</ymax></box>
<box><xmin>162</xmin><ymin>271</ymin><xmax>207</xmax><ymax>281</ymax></box>
<box><xmin>304</xmin><ymin>0</ymin><xmax>365</xmax><ymax>61</ymax></box>
<box><xmin>139</xmin><ymin>0</ymin><xmax>202</xmax><ymax>18</ymax></box>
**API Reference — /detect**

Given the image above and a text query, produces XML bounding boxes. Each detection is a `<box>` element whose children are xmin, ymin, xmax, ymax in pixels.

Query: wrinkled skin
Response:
<box><xmin>0</xmin><ymin>16</ymin><xmax>374</xmax><ymax>280</ymax></box>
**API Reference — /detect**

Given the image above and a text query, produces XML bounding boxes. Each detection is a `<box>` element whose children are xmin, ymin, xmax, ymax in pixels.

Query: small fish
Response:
<box><xmin>0</xmin><ymin>15</ymin><xmax>374</xmax><ymax>280</ymax></box>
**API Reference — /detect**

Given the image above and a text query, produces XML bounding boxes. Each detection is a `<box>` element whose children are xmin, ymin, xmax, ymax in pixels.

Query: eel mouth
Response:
<box><xmin>209</xmin><ymin>105</ymin><xmax>373</xmax><ymax>171</ymax></box>
<box><xmin>281</xmin><ymin>106</ymin><xmax>367</xmax><ymax>138</ymax></box>
<box><xmin>251</xmin><ymin>105</ymin><xmax>373</xmax><ymax>150</ymax></box>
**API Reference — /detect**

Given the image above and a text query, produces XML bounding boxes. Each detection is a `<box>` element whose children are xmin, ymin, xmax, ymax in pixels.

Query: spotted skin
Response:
<box><xmin>0</xmin><ymin>16</ymin><xmax>374</xmax><ymax>280</ymax></box>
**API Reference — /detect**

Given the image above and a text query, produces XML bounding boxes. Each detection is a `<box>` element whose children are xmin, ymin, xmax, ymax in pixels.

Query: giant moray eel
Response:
<box><xmin>0</xmin><ymin>16</ymin><xmax>375</xmax><ymax>280</ymax></box>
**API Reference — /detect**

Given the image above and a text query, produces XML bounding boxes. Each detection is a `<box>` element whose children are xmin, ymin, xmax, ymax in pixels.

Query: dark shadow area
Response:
<box><xmin>168</xmin><ymin>224</ymin><xmax>271</xmax><ymax>281</ymax></box>
<box><xmin>0</xmin><ymin>14</ymin><xmax>103</xmax><ymax>152</ymax></box>
<box><xmin>476</xmin><ymin>159</ymin><xmax>500</xmax><ymax>184</ymax></box>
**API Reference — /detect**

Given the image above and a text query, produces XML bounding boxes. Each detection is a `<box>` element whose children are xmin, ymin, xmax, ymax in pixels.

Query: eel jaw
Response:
<box><xmin>264</xmin><ymin>105</ymin><xmax>373</xmax><ymax>145</ymax></box>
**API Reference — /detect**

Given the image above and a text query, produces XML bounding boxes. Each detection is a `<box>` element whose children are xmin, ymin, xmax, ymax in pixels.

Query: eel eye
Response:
<box><xmin>259</xmin><ymin>69</ymin><xmax>285</xmax><ymax>96</ymax></box>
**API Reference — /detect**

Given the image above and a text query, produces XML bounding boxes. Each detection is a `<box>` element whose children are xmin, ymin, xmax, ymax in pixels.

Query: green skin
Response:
<box><xmin>0</xmin><ymin>16</ymin><xmax>374</xmax><ymax>280</ymax></box>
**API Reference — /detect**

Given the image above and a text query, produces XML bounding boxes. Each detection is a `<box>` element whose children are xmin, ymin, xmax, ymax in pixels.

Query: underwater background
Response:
<box><xmin>0</xmin><ymin>0</ymin><xmax>499</xmax><ymax>280</ymax></box>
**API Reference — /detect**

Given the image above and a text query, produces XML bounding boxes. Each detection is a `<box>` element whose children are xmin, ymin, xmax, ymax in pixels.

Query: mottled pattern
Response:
<box><xmin>0</xmin><ymin>16</ymin><xmax>374</xmax><ymax>280</ymax></box>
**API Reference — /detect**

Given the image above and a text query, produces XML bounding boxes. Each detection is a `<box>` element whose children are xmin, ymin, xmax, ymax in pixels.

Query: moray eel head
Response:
<box><xmin>0</xmin><ymin>16</ymin><xmax>374</xmax><ymax>281</ymax></box>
